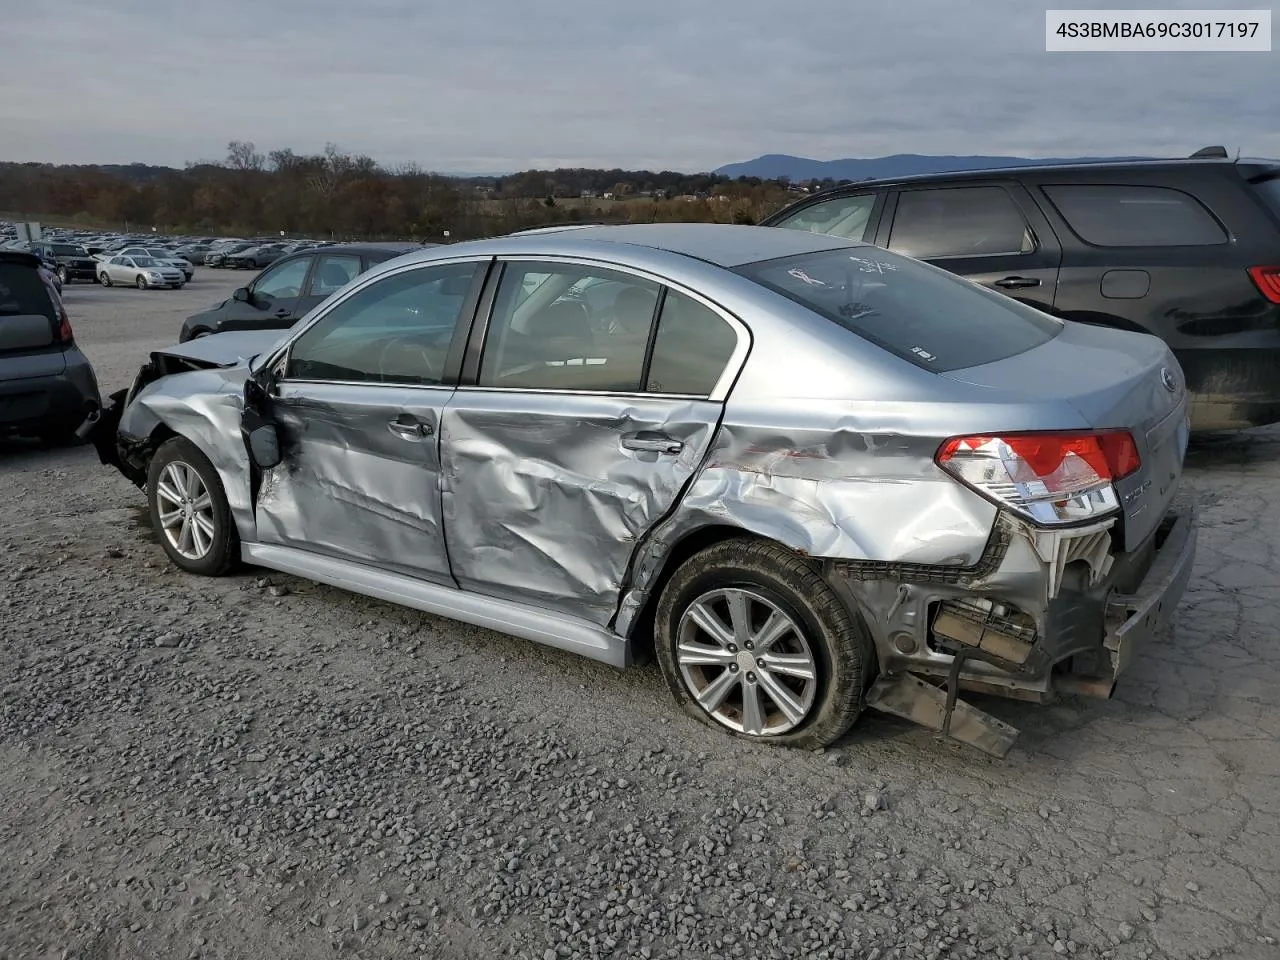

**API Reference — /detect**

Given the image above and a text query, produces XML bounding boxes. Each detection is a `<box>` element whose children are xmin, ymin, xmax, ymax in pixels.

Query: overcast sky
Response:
<box><xmin>3</xmin><ymin>0</ymin><xmax>1275</xmax><ymax>173</ymax></box>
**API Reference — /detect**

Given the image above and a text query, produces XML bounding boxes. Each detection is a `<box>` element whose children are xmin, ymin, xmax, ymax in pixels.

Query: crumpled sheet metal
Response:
<box><xmin>119</xmin><ymin>367</ymin><xmax>256</xmax><ymax>534</ymax></box>
<box><xmin>440</xmin><ymin>392</ymin><xmax>720</xmax><ymax>626</ymax></box>
<box><xmin>254</xmin><ymin>383</ymin><xmax>453</xmax><ymax>581</ymax></box>
<box><xmin>615</xmin><ymin>413</ymin><xmax>998</xmax><ymax>636</ymax></box>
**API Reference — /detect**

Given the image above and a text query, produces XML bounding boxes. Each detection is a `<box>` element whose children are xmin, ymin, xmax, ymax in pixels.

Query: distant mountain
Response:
<box><xmin>714</xmin><ymin>153</ymin><xmax>1152</xmax><ymax>181</ymax></box>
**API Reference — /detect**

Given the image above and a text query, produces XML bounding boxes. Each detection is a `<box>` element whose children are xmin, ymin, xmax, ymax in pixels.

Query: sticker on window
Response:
<box><xmin>911</xmin><ymin>346</ymin><xmax>936</xmax><ymax>362</ymax></box>
<box><xmin>849</xmin><ymin>256</ymin><xmax>898</xmax><ymax>275</ymax></box>
<box><xmin>787</xmin><ymin>267</ymin><xmax>828</xmax><ymax>286</ymax></box>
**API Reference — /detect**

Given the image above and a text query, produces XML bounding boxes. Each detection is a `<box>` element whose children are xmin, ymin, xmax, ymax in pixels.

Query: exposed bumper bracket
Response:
<box><xmin>867</xmin><ymin>672</ymin><xmax>1019</xmax><ymax>758</ymax></box>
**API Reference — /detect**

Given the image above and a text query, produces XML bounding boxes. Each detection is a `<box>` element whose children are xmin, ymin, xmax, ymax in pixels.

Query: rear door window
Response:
<box><xmin>1041</xmin><ymin>184</ymin><xmax>1228</xmax><ymax>246</ymax></box>
<box><xmin>645</xmin><ymin>290</ymin><xmax>739</xmax><ymax>395</ymax></box>
<box><xmin>735</xmin><ymin>247</ymin><xmax>1061</xmax><ymax>372</ymax></box>
<box><xmin>888</xmin><ymin>186</ymin><xmax>1035</xmax><ymax>258</ymax></box>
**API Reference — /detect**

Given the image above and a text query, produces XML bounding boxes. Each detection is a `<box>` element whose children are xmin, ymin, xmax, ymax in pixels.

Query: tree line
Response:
<box><xmin>0</xmin><ymin>142</ymin><xmax>849</xmax><ymax>241</ymax></box>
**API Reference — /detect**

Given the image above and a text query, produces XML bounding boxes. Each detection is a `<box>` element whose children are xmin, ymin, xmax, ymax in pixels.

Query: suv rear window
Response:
<box><xmin>736</xmin><ymin>247</ymin><xmax>1061</xmax><ymax>372</ymax></box>
<box><xmin>1251</xmin><ymin>176</ymin><xmax>1280</xmax><ymax>217</ymax></box>
<box><xmin>1042</xmin><ymin>184</ymin><xmax>1228</xmax><ymax>246</ymax></box>
<box><xmin>0</xmin><ymin>261</ymin><xmax>57</xmax><ymax>322</ymax></box>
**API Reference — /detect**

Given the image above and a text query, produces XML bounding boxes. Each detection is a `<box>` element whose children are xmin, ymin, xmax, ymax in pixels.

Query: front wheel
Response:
<box><xmin>56</xmin><ymin>266</ymin><xmax>69</xmax><ymax>285</ymax></box>
<box><xmin>135</xmin><ymin>275</ymin><xmax>147</xmax><ymax>289</ymax></box>
<box><xmin>147</xmin><ymin>437</ymin><xmax>238</xmax><ymax>576</ymax></box>
<box><xmin>99</xmin><ymin>272</ymin><xmax>112</xmax><ymax>287</ymax></box>
<box><xmin>654</xmin><ymin>537</ymin><xmax>872</xmax><ymax>748</ymax></box>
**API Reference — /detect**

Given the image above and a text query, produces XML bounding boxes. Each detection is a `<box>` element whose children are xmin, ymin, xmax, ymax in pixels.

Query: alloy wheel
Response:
<box><xmin>154</xmin><ymin>461</ymin><xmax>216</xmax><ymax>560</ymax></box>
<box><xmin>675</xmin><ymin>587</ymin><xmax>818</xmax><ymax>736</ymax></box>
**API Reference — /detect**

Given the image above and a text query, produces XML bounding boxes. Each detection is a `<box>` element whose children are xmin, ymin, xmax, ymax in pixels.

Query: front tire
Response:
<box><xmin>99</xmin><ymin>272</ymin><xmax>112</xmax><ymax>287</ymax></box>
<box><xmin>56</xmin><ymin>266</ymin><xmax>69</xmax><ymax>285</ymax></box>
<box><xmin>147</xmin><ymin>437</ymin><xmax>238</xmax><ymax>576</ymax></box>
<box><xmin>654</xmin><ymin>537</ymin><xmax>871</xmax><ymax>749</ymax></box>
<box><xmin>136</xmin><ymin>276</ymin><xmax>148</xmax><ymax>289</ymax></box>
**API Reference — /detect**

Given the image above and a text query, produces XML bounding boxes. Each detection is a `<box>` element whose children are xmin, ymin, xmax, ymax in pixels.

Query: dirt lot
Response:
<box><xmin>2</xmin><ymin>272</ymin><xmax>1278</xmax><ymax>960</ymax></box>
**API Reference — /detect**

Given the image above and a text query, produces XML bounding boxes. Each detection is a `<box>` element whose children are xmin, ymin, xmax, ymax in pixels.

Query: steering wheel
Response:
<box><xmin>376</xmin><ymin>335</ymin><xmax>441</xmax><ymax>383</ymax></box>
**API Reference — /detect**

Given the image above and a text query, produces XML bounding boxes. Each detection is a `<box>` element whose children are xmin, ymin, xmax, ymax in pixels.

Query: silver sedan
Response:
<box><xmin>89</xmin><ymin>224</ymin><xmax>1196</xmax><ymax>756</ymax></box>
<box><xmin>97</xmin><ymin>255</ymin><xmax>186</xmax><ymax>289</ymax></box>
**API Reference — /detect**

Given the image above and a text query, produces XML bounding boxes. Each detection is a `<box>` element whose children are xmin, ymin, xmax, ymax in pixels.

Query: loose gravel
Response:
<box><xmin>2</xmin><ymin>274</ymin><xmax>1278</xmax><ymax>960</ymax></box>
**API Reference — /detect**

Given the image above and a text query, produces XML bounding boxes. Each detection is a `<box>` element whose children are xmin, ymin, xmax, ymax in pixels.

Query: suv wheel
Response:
<box><xmin>56</xmin><ymin>266</ymin><xmax>68</xmax><ymax>285</ymax></box>
<box><xmin>654</xmin><ymin>537</ymin><xmax>872</xmax><ymax>748</ymax></box>
<box><xmin>147</xmin><ymin>437</ymin><xmax>238</xmax><ymax>576</ymax></box>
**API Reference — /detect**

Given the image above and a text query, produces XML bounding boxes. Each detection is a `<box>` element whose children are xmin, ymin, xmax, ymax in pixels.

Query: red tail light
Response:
<box><xmin>54</xmin><ymin>305</ymin><xmax>74</xmax><ymax>344</ymax></box>
<box><xmin>936</xmin><ymin>430</ymin><xmax>1140</xmax><ymax>525</ymax></box>
<box><xmin>1248</xmin><ymin>266</ymin><xmax>1280</xmax><ymax>304</ymax></box>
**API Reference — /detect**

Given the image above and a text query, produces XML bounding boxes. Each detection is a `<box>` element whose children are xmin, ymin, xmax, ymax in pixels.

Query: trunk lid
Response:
<box><xmin>941</xmin><ymin>321</ymin><xmax>1188</xmax><ymax>549</ymax></box>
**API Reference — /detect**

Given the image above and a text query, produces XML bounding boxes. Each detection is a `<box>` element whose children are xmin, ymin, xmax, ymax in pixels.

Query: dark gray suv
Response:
<box><xmin>0</xmin><ymin>249</ymin><xmax>101</xmax><ymax>443</ymax></box>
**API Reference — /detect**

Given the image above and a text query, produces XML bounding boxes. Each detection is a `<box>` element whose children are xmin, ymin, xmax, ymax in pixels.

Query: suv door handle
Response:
<box><xmin>273</xmin><ymin>309</ymin><xmax>292</xmax><ymax>318</ymax></box>
<box><xmin>993</xmin><ymin>276</ymin><xmax>1041</xmax><ymax>289</ymax></box>
<box><xmin>622</xmin><ymin>432</ymin><xmax>683</xmax><ymax>454</ymax></box>
<box><xmin>388</xmin><ymin>417</ymin><xmax>433</xmax><ymax>440</ymax></box>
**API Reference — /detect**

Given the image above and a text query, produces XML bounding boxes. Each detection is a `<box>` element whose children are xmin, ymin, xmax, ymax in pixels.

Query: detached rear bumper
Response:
<box><xmin>1061</xmin><ymin>498</ymin><xmax>1198</xmax><ymax>696</ymax></box>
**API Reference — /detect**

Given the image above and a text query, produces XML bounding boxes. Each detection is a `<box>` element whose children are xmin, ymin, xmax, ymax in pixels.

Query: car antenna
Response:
<box><xmin>1189</xmin><ymin>145</ymin><xmax>1229</xmax><ymax>159</ymax></box>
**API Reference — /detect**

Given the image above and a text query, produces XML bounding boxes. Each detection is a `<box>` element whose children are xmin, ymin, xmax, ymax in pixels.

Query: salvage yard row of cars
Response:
<box><xmin>5</xmin><ymin>147</ymin><xmax>1280</xmax><ymax>756</ymax></box>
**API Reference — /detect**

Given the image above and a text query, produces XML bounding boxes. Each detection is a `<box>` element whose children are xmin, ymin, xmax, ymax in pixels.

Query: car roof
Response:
<box><xmin>284</xmin><ymin>241</ymin><xmax>424</xmax><ymax>257</ymax></box>
<box><xmin>792</xmin><ymin>156</ymin><xmax>1266</xmax><ymax>196</ymax></box>
<box><xmin>0</xmin><ymin>249</ymin><xmax>42</xmax><ymax>268</ymax></box>
<box><xmin>431</xmin><ymin>223</ymin><xmax>861</xmax><ymax>268</ymax></box>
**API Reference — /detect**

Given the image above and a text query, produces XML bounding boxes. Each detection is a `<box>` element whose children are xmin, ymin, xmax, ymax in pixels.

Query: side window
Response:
<box><xmin>1041</xmin><ymin>184</ymin><xmax>1228</xmax><ymax>247</ymax></box>
<box><xmin>308</xmin><ymin>254</ymin><xmax>363</xmax><ymax>296</ymax></box>
<box><xmin>285</xmin><ymin>262</ymin><xmax>478</xmax><ymax>386</ymax></box>
<box><xmin>772</xmin><ymin>193</ymin><xmax>878</xmax><ymax>241</ymax></box>
<box><xmin>646</xmin><ymin>290</ymin><xmax>739</xmax><ymax>395</ymax></box>
<box><xmin>253</xmin><ymin>257</ymin><xmax>312</xmax><ymax>300</ymax></box>
<box><xmin>888</xmin><ymin>186</ymin><xmax>1035</xmax><ymax>258</ymax></box>
<box><xmin>479</xmin><ymin>263</ymin><xmax>659</xmax><ymax>392</ymax></box>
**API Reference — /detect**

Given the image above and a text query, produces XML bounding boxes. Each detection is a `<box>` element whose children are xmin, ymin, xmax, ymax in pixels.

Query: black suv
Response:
<box><xmin>180</xmin><ymin>242</ymin><xmax>427</xmax><ymax>342</ymax></box>
<box><xmin>31</xmin><ymin>241</ymin><xmax>99</xmax><ymax>286</ymax></box>
<box><xmin>763</xmin><ymin>148</ymin><xmax>1280</xmax><ymax>432</ymax></box>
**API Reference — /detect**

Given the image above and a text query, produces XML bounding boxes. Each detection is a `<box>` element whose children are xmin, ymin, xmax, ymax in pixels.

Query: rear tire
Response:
<box><xmin>654</xmin><ymin>537</ymin><xmax>872</xmax><ymax>749</ymax></box>
<box><xmin>147</xmin><ymin>437</ymin><xmax>238</xmax><ymax>576</ymax></box>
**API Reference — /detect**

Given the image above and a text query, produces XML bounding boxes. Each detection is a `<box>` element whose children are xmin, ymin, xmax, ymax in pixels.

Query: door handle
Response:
<box><xmin>273</xmin><ymin>309</ymin><xmax>292</xmax><ymax>318</ymax></box>
<box><xmin>622</xmin><ymin>432</ymin><xmax>683</xmax><ymax>454</ymax></box>
<box><xmin>993</xmin><ymin>276</ymin><xmax>1041</xmax><ymax>289</ymax></box>
<box><xmin>388</xmin><ymin>418</ymin><xmax>433</xmax><ymax>440</ymax></box>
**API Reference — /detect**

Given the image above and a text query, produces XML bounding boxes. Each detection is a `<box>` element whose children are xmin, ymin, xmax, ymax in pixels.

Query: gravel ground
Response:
<box><xmin>2</xmin><ymin>272</ymin><xmax>1278</xmax><ymax>960</ymax></box>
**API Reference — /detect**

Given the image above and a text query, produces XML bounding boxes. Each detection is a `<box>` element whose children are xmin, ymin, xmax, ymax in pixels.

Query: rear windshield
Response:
<box><xmin>735</xmin><ymin>247</ymin><xmax>1062</xmax><ymax>372</ymax></box>
<box><xmin>50</xmin><ymin>244</ymin><xmax>88</xmax><ymax>257</ymax></box>
<box><xmin>0</xmin><ymin>261</ymin><xmax>58</xmax><ymax>321</ymax></box>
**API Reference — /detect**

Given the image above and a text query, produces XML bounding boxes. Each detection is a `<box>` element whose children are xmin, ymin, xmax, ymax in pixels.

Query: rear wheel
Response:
<box><xmin>147</xmin><ymin>438</ymin><xmax>238</xmax><ymax>576</ymax></box>
<box><xmin>654</xmin><ymin>537</ymin><xmax>872</xmax><ymax>748</ymax></box>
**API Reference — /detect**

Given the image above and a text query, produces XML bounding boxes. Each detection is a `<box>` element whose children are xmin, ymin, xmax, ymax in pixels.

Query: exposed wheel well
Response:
<box><xmin>624</xmin><ymin>524</ymin><xmax>760</xmax><ymax>664</ymax></box>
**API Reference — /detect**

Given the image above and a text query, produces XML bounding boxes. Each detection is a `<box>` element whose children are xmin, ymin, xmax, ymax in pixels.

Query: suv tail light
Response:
<box><xmin>1248</xmin><ymin>266</ymin><xmax>1280</xmax><ymax>304</ymax></box>
<box><xmin>935</xmin><ymin>431</ymin><xmax>1140</xmax><ymax>525</ymax></box>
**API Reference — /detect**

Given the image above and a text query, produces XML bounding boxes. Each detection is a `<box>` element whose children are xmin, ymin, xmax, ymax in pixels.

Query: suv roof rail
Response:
<box><xmin>1190</xmin><ymin>145</ymin><xmax>1230</xmax><ymax>159</ymax></box>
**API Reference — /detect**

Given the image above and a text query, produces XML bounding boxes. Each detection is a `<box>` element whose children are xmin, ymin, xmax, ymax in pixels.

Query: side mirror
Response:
<box><xmin>233</xmin><ymin>287</ymin><xmax>251</xmax><ymax>303</ymax></box>
<box><xmin>246</xmin><ymin>423</ymin><xmax>282</xmax><ymax>469</ymax></box>
<box><xmin>241</xmin><ymin>376</ymin><xmax>282</xmax><ymax>469</ymax></box>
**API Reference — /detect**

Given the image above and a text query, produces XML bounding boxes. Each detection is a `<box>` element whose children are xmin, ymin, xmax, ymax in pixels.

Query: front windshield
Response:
<box><xmin>735</xmin><ymin>246</ymin><xmax>1062</xmax><ymax>372</ymax></box>
<box><xmin>133</xmin><ymin>258</ymin><xmax>160</xmax><ymax>268</ymax></box>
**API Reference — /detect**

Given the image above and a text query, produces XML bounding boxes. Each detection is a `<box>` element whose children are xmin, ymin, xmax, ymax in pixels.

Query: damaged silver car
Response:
<box><xmin>89</xmin><ymin>223</ymin><xmax>1197</xmax><ymax>756</ymax></box>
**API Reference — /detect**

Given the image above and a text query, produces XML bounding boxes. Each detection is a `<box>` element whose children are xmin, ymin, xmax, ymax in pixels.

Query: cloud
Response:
<box><xmin>2</xmin><ymin>0</ymin><xmax>1274</xmax><ymax>171</ymax></box>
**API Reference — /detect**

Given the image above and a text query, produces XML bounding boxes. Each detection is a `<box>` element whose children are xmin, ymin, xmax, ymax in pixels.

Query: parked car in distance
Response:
<box><xmin>205</xmin><ymin>241</ymin><xmax>253</xmax><ymax>267</ymax></box>
<box><xmin>31</xmin><ymin>242</ymin><xmax>99</xmax><ymax>285</ymax></box>
<box><xmin>225</xmin><ymin>244</ymin><xmax>287</xmax><ymax>270</ymax></box>
<box><xmin>1</xmin><ymin>248</ymin><xmax>101</xmax><ymax>443</ymax></box>
<box><xmin>97</xmin><ymin>255</ymin><xmax>186</xmax><ymax>289</ymax></box>
<box><xmin>179</xmin><ymin>242</ymin><xmax>423</xmax><ymax>341</ymax></box>
<box><xmin>762</xmin><ymin>147</ymin><xmax>1280</xmax><ymax>432</ymax></box>
<box><xmin>94</xmin><ymin>224</ymin><xmax>1196</xmax><ymax>756</ymax></box>
<box><xmin>116</xmin><ymin>247</ymin><xmax>196</xmax><ymax>281</ymax></box>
